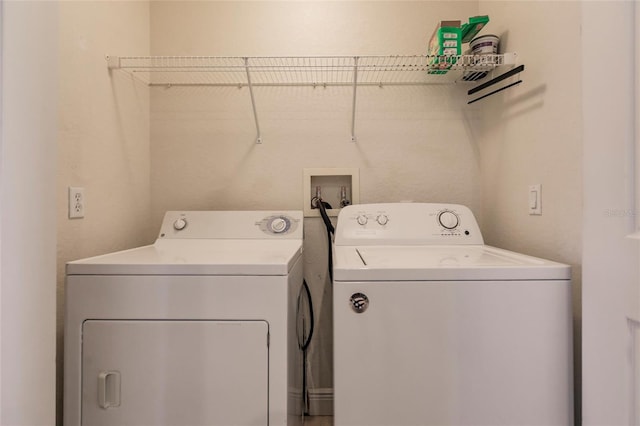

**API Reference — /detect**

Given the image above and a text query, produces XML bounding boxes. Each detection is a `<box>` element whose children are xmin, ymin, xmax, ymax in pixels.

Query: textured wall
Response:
<box><xmin>475</xmin><ymin>1</ymin><xmax>583</xmax><ymax>422</ymax></box>
<box><xmin>57</xmin><ymin>2</ymin><xmax>151</xmax><ymax>423</ymax></box>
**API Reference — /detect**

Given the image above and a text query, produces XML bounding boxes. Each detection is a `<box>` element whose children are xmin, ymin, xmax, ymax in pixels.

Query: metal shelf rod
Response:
<box><xmin>244</xmin><ymin>57</ymin><xmax>262</xmax><ymax>144</ymax></box>
<box><xmin>351</xmin><ymin>56</ymin><xmax>359</xmax><ymax>143</ymax></box>
<box><xmin>146</xmin><ymin>81</ymin><xmax>456</xmax><ymax>88</ymax></box>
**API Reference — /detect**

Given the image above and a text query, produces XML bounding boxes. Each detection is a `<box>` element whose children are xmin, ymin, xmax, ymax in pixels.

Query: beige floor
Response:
<box><xmin>303</xmin><ymin>415</ymin><xmax>333</xmax><ymax>426</ymax></box>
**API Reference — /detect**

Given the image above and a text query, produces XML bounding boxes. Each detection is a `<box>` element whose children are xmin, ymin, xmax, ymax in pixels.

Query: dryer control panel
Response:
<box><xmin>335</xmin><ymin>203</ymin><xmax>484</xmax><ymax>246</ymax></box>
<box><xmin>158</xmin><ymin>210</ymin><xmax>302</xmax><ymax>239</ymax></box>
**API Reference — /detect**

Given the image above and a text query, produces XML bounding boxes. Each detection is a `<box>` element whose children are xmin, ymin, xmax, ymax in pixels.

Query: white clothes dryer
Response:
<box><xmin>333</xmin><ymin>203</ymin><xmax>573</xmax><ymax>426</ymax></box>
<box><xmin>64</xmin><ymin>211</ymin><xmax>304</xmax><ymax>426</ymax></box>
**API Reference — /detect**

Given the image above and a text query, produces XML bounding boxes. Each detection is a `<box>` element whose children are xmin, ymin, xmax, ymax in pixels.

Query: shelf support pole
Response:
<box><xmin>350</xmin><ymin>56</ymin><xmax>359</xmax><ymax>143</ymax></box>
<box><xmin>244</xmin><ymin>57</ymin><xmax>262</xmax><ymax>144</ymax></box>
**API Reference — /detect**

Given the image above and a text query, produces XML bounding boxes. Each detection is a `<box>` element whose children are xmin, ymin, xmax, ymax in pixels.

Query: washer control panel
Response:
<box><xmin>335</xmin><ymin>203</ymin><xmax>484</xmax><ymax>246</ymax></box>
<box><xmin>256</xmin><ymin>214</ymin><xmax>300</xmax><ymax>236</ymax></box>
<box><xmin>158</xmin><ymin>211</ymin><xmax>303</xmax><ymax>239</ymax></box>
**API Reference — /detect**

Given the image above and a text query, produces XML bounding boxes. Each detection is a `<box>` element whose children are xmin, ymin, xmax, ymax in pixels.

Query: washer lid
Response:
<box><xmin>333</xmin><ymin>245</ymin><xmax>570</xmax><ymax>281</ymax></box>
<box><xmin>67</xmin><ymin>239</ymin><xmax>303</xmax><ymax>276</ymax></box>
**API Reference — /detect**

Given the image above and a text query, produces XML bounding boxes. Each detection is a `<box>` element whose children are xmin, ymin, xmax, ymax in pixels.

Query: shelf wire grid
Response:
<box><xmin>114</xmin><ymin>55</ymin><xmax>506</xmax><ymax>86</ymax></box>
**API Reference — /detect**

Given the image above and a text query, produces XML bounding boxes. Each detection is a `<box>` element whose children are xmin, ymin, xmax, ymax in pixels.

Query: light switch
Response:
<box><xmin>529</xmin><ymin>184</ymin><xmax>541</xmax><ymax>215</ymax></box>
<box><xmin>529</xmin><ymin>190</ymin><xmax>537</xmax><ymax>209</ymax></box>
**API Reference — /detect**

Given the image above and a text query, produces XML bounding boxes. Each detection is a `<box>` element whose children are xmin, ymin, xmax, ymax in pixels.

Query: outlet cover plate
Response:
<box><xmin>69</xmin><ymin>186</ymin><xmax>85</xmax><ymax>219</ymax></box>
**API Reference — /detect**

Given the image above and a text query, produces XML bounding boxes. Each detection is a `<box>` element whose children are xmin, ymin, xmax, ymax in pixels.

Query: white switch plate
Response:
<box><xmin>528</xmin><ymin>184</ymin><xmax>541</xmax><ymax>215</ymax></box>
<box><xmin>69</xmin><ymin>186</ymin><xmax>85</xmax><ymax>219</ymax></box>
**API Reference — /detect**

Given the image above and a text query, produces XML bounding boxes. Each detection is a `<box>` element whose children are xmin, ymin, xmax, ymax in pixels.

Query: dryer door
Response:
<box><xmin>81</xmin><ymin>320</ymin><xmax>269</xmax><ymax>426</ymax></box>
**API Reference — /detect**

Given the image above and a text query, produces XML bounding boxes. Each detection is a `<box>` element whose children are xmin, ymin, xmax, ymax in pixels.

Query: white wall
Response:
<box><xmin>474</xmin><ymin>1</ymin><xmax>582</xmax><ymax>260</ymax></box>
<box><xmin>581</xmin><ymin>1</ymin><xmax>639</xmax><ymax>424</ymax></box>
<box><xmin>475</xmin><ymin>1</ymin><xmax>583</xmax><ymax>421</ymax></box>
<box><xmin>149</xmin><ymin>0</ymin><xmax>481</xmax><ymax>396</ymax></box>
<box><xmin>1</xmin><ymin>1</ymin><xmax>58</xmax><ymax>424</ymax></box>
<box><xmin>56</xmin><ymin>1</ymin><xmax>150</xmax><ymax>423</ymax></box>
<box><xmin>1</xmin><ymin>0</ymin><xmax>4</xmax><ymax>417</ymax></box>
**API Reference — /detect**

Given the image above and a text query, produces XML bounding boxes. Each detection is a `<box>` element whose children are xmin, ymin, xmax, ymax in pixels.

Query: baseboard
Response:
<box><xmin>308</xmin><ymin>387</ymin><xmax>333</xmax><ymax>416</ymax></box>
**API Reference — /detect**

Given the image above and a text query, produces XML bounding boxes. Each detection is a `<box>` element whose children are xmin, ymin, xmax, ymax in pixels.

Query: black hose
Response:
<box><xmin>315</xmin><ymin>198</ymin><xmax>334</xmax><ymax>282</ymax></box>
<box><xmin>316</xmin><ymin>199</ymin><xmax>335</xmax><ymax>236</ymax></box>
<box><xmin>297</xmin><ymin>279</ymin><xmax>314</xmax><ymax>351</ymax></box>
<box><xmin>299</xmin><ymin>197</ymin><xmax>335</xmax><ymax>415</ymax></box>
<box><xmin>297</xmin><ymin>279</ymin><xmax>314</xmax><ymax>416</ymax></box>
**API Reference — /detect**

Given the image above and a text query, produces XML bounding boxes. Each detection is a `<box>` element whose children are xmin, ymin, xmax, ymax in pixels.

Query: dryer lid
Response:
<box><xmin>333</xmin><ymin>245</ymin><xmax>570</xmax><ymax>282</ymax></box>
<box><xmin>67</xmin><ymin>239</ymin><xmax>303</xmax><ymax>276</ymax></box>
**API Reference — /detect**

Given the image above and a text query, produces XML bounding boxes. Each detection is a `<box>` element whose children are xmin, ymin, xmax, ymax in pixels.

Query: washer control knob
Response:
<box><xmin>438</xmin><ymin>211</ymin><xmax>459</xmax><ymax>229</ymax></box>
<box><xmin>269</xmin><ymin>217</ymin><xmax>288</xmax><ymax>233</ymax></box>
<box><xmin>376</xmin><ymin>214</ymin><xmax>389</xmax><ymax>226</ymax></box>
<box><xmin>356</xmin><ymin>215</ymin><xmax>368</xmax><ymax>226</ymax></box>
<box><xmin>173</xmin><ymin>218</ymin><xmax>188</xmax><ymax>231</ymax></box>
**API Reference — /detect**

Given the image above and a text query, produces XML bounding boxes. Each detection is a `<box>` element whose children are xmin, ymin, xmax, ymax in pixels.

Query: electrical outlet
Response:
<box><xmin>69</xmin><ymin>187</ymin><xmax>85</xmax><ymax>219</ymax></box>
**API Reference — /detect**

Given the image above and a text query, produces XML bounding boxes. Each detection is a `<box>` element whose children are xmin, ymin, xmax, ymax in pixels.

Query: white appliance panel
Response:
<box><xmin>66</xmin><ymin>239</ymin><xmax>303</xmax><ymax>276</ymax></box>
<box><xmin>65</xmin><ymin>271</ymin><xmax>302</xmax><ymax>426</ymax></box>
<box><xmin>82</xmin><ymin>320</ymin><xmax>268</xmax><ymax>426</ymax></box>
<box><xmin>334</xmin><ymin>280</ymin><xmax>573</xmax><ymax>426</ymax></box>
<box><xmin>158</xmin><ymin>211</ymin><xmax>303</xmax><ymax>240</ymax></box>
<box><xmin>334</xmin><ymin>245</ymin><xmax>570</xmax><ymax>281</ymax></box>
<box><xmin>334</xmin><ymin>203</ymin><xmax>483</xmax><ymax>246</ymax></box>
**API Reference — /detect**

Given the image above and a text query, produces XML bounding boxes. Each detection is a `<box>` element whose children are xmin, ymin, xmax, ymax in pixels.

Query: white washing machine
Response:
<box><xmin>64</xmin><ymin>210</ymin><xmax>304</xmax><ymax>426</ymax></box>
<box><xmin>333</xmin><ymin>203</ymin><xmax>573</xmax><ymax>426</ymax></box>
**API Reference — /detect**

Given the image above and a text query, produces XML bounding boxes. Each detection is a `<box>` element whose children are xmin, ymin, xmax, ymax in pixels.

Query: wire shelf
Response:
<box><xmin>106</xmin><ymin>54</ymin><xmax>519</xmax><ymax>143</ymax></box>
<box><xmin>107</xmin><ymin>54</ymin><xmax>514</xmax><ymax>86</ymax></box>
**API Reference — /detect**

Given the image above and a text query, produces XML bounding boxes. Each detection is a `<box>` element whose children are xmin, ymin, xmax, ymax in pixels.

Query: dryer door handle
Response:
<box><xmin>98</xmin><ymin>370</ymin><xmax>121</xmax><ymax>409</ymax></box>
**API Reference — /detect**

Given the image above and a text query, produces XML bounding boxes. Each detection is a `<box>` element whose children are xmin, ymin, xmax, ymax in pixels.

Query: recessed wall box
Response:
<box><xmin>303</xmin><ymin>168</ymin><xmax>360</xmax><ymax>217</ymax></box>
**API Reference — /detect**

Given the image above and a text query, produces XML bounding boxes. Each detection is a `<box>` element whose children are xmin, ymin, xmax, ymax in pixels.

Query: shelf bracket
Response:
<box><xmin>244</xmin><ymin>57</ymin><xmax>262</xmax><ymax>144</ymax></box>
<box><xmin>105</xmin><ymin>55</ymin><xmax>120</xmax><ymax>69</ymax></box>
<box><xmin>350</xmin><ymin>56</ymin><xmax>359</xmax><ymax>143</ymax></box>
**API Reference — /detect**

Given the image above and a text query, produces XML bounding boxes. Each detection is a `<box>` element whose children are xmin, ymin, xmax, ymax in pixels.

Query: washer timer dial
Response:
<box><xmin>438</xmin><ymin>210</ymin><xmax>459</xmax><ymax>230</ymax></box>
<box><xmin>269</xmin><ymin>217</ymin><xmax>289</xmax><ymax>233</ymax></box>
<box><xmin>258</xmin><ymin>215</ymin><xmax>298</xmax><ymax>236</ymax></box>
